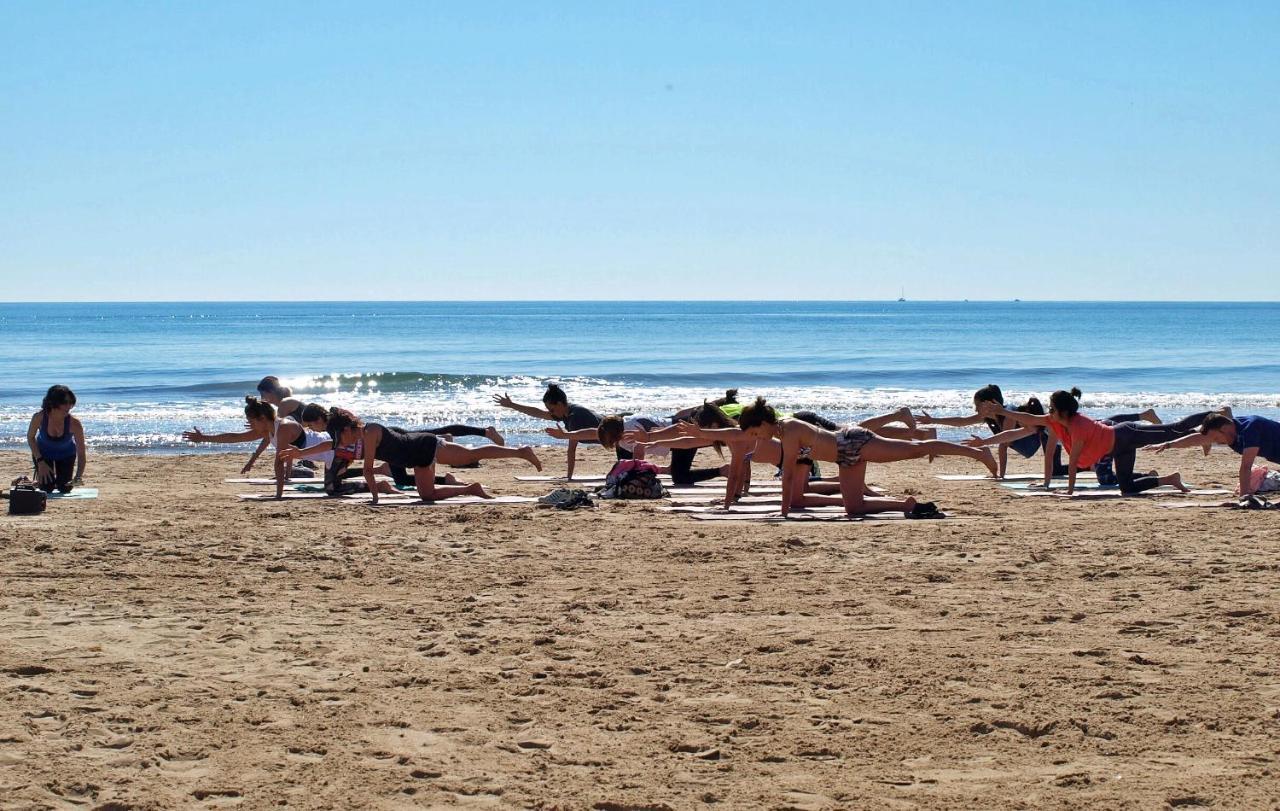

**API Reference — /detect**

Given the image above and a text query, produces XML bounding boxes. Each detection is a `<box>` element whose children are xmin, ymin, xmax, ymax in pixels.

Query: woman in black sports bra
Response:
<box><xmin>282</xmin><ymin>408</ymin><xmax>542</xmax><ymax>504</ymax></box>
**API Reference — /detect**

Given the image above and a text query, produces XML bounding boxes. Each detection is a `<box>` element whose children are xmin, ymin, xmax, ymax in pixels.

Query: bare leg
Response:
<box><xmin>837</xmin><ymin>461</ymin><xmax>916</xmax><ymax>516</ymax></box>
<box><xmin>859</xmin><ymin>407</ymin><xmax>917</xmax><ymax>432</ymax></box>
<box><xmin>414</xmin><ymin>465</ymin><xmax>491</xmax><ymax>501</ymax></box>
<box><xmin>436</xmin><ymin>441</ymin><xmax>542</xmax><ymax>472</ymax></box>
<box><xmin>876</xmin><ymin>425</ymin><xmax>936</xmax><ymax>441</ymax></box>
<box><xmin>860</xmin><ymin>436</ymin><xmax>997</xmax><ymax>476</ymax></box>
<box><xmin>805</xmin><ymin>480</ymin><xmax>841</xmax><ymax>495</ymax></box>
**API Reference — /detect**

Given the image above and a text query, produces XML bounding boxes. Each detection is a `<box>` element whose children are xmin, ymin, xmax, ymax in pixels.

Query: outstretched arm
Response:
<box><xmin>278</xmin><ymin>439</ymin><xmax>334</xmax><ymax>461</ymax></box>
<box><xmin>983</xmin><ymin>403</ymin><xmax>1050</xmax><ymax>428</ymax></box>
<box><xmin>914</xmin><ymin>410</ymin><xmax>983</xmax><ymax>427</ymax></box>
<box><xmin>678</xmin><ymin>424</ymin><xmax>747</xmax><ymax>441</ymax></box>
<box><xmin>962</xmin><ymin>425</ymin><xmax>1036</xmax><ymax>448</ymax></box>
<box><xmin>492</xmin><ymin>392</ymin><xmax>554</xmax><ymax>421</ymax></box>
<box><xmin>1151</xmin><ymin>433</ymin><xmax>1212</xmax><ymax>453</ymax></box>
<box><xmin>182</xmin><ymin>426</ymin><xmax>263</xmax><ymax>444</ymax></box>
<box><xmin>546</xmin><ymin>426</ymin><xmax>599</xmax><ymax>442</ymax></box>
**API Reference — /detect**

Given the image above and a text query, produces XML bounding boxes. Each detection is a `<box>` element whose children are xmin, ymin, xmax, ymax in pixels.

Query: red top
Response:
<box><xmin>1048</xmin><ymin>414</ymin><xmax>1116</xmax><ymax>468</ymax></box>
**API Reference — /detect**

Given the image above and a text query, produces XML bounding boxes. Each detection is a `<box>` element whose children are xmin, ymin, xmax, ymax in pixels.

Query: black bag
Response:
<box><xmin>6</xmin><ymin>483</ymin><xmax>47</xmax><ymax>516</ymax></box>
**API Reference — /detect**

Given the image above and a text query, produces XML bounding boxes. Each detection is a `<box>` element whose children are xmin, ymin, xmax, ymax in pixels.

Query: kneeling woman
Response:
<box><xmin>287</xmin><ymin>409</ymin><xmax>542</xmax><ymax>504</ymax></box>
<box><xmin>736</xmin><ymin>397</ymin><xmax>996</xmax><ymax>517</ymax></box>
<box><xmin>27</xmin><ymin>385</ymin><xmax>87</xmax><ymax>494</ymax></box>
<box><xmin>978</xmin><ymin>389</ymin><xmax>1204</xmax><ymax>495</ymax></box>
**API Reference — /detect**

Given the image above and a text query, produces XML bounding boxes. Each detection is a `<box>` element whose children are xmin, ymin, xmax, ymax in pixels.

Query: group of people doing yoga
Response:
<box><xmin>21</xmin><ymin>378</ymin><xmax>1280</xmax><ymax>513</ymax></box>
<box><xmin>181</xmin><ymin>376</ymin><xmax>541</xmax><ymax>503</ymax></box>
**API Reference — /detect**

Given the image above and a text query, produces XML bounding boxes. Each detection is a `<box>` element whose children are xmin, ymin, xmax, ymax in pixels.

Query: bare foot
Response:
<box><xmin>519</xmin><ymin>447</ymin><xmax>543</xmax><ymax>472</ymax></box>
<box><xmin>1140</xmin><ymin>408</ymin><xmax>1161</xmax><ymax>424</ymax></box>
<box><xmin>976</xmin><ymin>447</ymin><xmax>998</xmax><ymax>477</ymax></box>
<box><xmin>442</xmin><ymin>473</ymin><xmax>459</xmax><ymax>485</ymax></box>
<box><xmin>485</xmin><ymin>426</ymin><xmax>505</xmax><ymax>446</ymax></box>
<box><xmin>1217</xmin><ymin>405</ymin><xmax>1233</xmax><ymax>418</ymax></box>
<box><xmin>468</xmin><ymin>482</ymin><xmax>494</xmax><ymax>499</ymax></box>
<box><xmin>1166</xmin><ymin>472</ymin><xmax>1189</xmax><ymax>493</ymax></box>
<box><xmin>896</xmin><ymin>407</ymin><xmax>917</xmax><ymax>430</ymax></box>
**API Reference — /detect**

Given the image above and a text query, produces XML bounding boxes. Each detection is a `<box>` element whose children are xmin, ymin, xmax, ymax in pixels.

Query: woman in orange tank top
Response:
<box><xmin>975</xmin><ymin>389</ymin><xmax>1192</xmax><ymax>496</ymax></box>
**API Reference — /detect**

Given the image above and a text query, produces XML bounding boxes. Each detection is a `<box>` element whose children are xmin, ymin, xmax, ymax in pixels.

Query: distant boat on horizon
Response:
<box><xmin>897</xmin><ymin>286</ymin><xmax>906</xmax><ymax>302</ymax></box>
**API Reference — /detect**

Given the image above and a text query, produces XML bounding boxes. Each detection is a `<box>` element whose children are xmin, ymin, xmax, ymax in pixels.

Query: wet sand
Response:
<box><xmin>1</xmin><ymin>448</ymin><xmax>1277</xmax><ymax>809</ymax></box>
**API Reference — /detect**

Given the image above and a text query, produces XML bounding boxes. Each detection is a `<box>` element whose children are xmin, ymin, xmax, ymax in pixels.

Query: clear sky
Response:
<box><xmin>3</xmin><ymin>2</ymin><xmax>1277</xmax><ymax>301</ymax></box>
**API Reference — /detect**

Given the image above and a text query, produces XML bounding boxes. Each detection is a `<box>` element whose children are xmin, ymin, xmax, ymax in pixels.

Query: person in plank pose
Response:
<box><xmin>669</xmin><ymin>403</ymin><xmax>895</xmax><ymax>510</ymax></box>
<box><xmin>973</xmin><ymin>388</ymin><xmax>1208</xmax><ymax>495</ymax></box>
<box><xmin>27</xmin><ymin>385</ymin><xmax>87</xmax><ymax>494</ymax></box>
<box><xmin>732</xmin><ymin>397</ymin><xmax>996</xmax><ymax>517</ymax></box>
<box><xmin>917</xmin><ymin>384</ymin><xmax>1162</xmax><ymax>480</ymax></box>
<box><xmin>546</xmin><ymin>413</ymin><xmax>673</xmax><ymax>470</ymax></box>
<box><xmin>281</xmin><ymin>409</ymin><xmax>542</xmax><ymax>504</ymax></box>
<box><xmin>183</xmin><ymin>396</ymin><xmax>331</xmax><ymax>477</ymax></box>
<box><xmin>1152</xmin><ymin>411</ymin><xmax>1278</xmax><ymax>496</ymax></box>
<box><xmin>492</xmin><ymin>383</ymin><xmax>605</xmax><ymax>479</ymax></box>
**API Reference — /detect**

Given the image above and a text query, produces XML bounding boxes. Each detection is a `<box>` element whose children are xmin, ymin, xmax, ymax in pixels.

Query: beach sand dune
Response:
<box><xmin>1</xmin><ymin>449</ymin><xmax>1276</xmax><ymax>809</ymax></box>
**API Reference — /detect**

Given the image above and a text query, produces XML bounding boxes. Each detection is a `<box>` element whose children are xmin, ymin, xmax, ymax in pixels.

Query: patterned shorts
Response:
<box><xmin>835</xmin><ymin>427</ymin><xmax>874</xmax><ymax>467</ymax></box>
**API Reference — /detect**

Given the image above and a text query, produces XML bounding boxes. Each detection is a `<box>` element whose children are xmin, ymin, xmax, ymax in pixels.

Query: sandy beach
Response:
<box><xmin>1</xmin><ymin>447</ymin><xmax>1277</xmax><ymax>810</ymax></box>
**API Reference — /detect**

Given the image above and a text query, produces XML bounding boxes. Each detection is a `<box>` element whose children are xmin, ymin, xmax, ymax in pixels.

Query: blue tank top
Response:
<box><xmin>37</xmin><ymin>413</ymin><xmax>77</xmax><ymax>461</ymax></box>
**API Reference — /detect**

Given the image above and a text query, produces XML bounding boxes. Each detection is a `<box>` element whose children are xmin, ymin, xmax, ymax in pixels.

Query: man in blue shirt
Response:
<box><xmin>1154</xmin><ymin>412</ymin><xmax>1280</xmax><ymax>496</ymax></box>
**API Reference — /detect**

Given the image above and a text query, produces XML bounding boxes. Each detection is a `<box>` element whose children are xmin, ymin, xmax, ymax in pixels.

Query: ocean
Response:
<box><xmin>2</xmin><ymin>300</ymin><xmax>1278</xmax><ymax>452</ymax></box>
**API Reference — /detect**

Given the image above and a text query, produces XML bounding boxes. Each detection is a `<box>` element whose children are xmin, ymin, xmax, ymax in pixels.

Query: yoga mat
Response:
<box><xmin>516</xmin><ymin>475</ymin><xmax>672</xmax><ymax>483</ymax></box>
<box><xmin>935</xmin><ymin>473</ymin><xmax>1095</xmax><ymax>482</ymax></box>
<box><xmin>687</xmin><ymin>511</ymin><xmax>861</xmax><ymax>522</ymax></box>
<box><xmin>48</xmin><ymin>488</ymin><xmax>98</xmax><ymax>500</ymax></box>
<box><xmin>686</xmin><ymin>510</ymin><xmax>953</xmax><ymax>522</ymax></box>
<box><xmin>1011</xmin><ymin>488</ymin><xmax>1230</xmax><ymax>499</ymax></box>
<box><xmin>1000</xmin><ymin>481</ymin><xmax>1117</xmax><ymax>491</ymax></box>
<box><xmin>666</xmin><ymin>504</ymin><xmax>847</xmax><ymax>515</ymax></box>
<box><xmin>369</xmin><ymin>495</ymin><xmax>536</xmax><ymax>507</ymax></box>
<box><xmin>666</xmin><ymin>486</ymin><xmax>782</xmax><ymax>497</ymax></box>
<box><xmin>225</xmin><ymin>477</ymin><xmax>322</xmax><ymax>485</ymax></box>
<box><xmin>238</xmin><ymin>492</ymin><xmax>535</xmax><ymax>505</ymax></box>
<box><xmin>1158</xmin><ymin>501</ymin><xmax>1243</xmax><ymax>510</ymax></box>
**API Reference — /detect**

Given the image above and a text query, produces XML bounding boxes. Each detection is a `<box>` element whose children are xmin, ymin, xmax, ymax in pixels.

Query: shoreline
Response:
<box><xmin>1</xmin><ymin>448</ymin><xmax>1276</xmax><ymax>807</ymax></box>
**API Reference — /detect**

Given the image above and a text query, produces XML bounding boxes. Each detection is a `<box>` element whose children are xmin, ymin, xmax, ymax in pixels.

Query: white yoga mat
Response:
<box><xmin>1011</xmin><ymin>488</ymin><xmax>1230</xmax><ymax>499</ymax></box>
<box><xmin>48</xmin><ymin>488</ymin><xmax>98</xmax><ymax>500</ymax></box>
<box><xmin>238</xmin><ymin>492</ymin><xmax>534</xmax><ymax>504</ymax></box>
<box><xmin>935</xmin><ymin>473</ymin><xmax>1096</xmax><ymax>482</ymax></box>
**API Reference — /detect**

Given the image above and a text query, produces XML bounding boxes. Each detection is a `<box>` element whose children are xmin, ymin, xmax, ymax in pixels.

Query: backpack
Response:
<box><xmin>1249</xmin><ymin>466</ymin><xmax>1280</xmax><ymax>494</ymax></box>
<box><xmin>5</xmin><ymin>481</ymin><xmax>47</xmax><ymax>515</ymax></box>
<box><xmin>599</xmin><ymin>459</ymin><xmax>667</xmax><ymax>500</ymax></box>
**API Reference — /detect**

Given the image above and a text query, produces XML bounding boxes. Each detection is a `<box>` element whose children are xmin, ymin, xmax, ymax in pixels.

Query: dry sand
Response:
<box><xmin>1</xmin><ymin>448</ymin><xmax>1277</xmax><ymax>810</ymax></box>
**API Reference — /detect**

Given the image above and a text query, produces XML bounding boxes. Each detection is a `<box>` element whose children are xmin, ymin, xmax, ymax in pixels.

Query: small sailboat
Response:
<box><xmin>897</xmin><ymin>286</ymin><xmax>906</xmax><ymax>302</ymax></box>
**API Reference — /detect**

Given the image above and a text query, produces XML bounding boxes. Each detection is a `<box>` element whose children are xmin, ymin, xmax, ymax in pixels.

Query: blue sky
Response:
<box><xmin>2</xmin><ymin>2</ymin><xmax>1276</xmax><ymax>301</ymax></box>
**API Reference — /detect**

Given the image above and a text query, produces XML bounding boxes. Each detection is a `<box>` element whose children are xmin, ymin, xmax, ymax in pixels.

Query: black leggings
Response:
<box><xmin>418</xmin><ymin>424</ymin><xmax>488</xmax><ymax>438</ymax></box>
<box><xmin>793</xmin><ymin>410</ymin><xmax>841</xmax><ymax>431</ymax></box>
<box><xmin>1110</xmin><ymin>412</ymin><xmax>1211</xmax><ymax>494</ymax></box>
<box><xmin>670</xmin><ymin>447</ymin><xmax>721</xmax><ymax>485</ymax></box>
<box><xmin>37</xmin><ymin>457</ymin><xmax>75</xmax><ymax>494</ymax></box>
